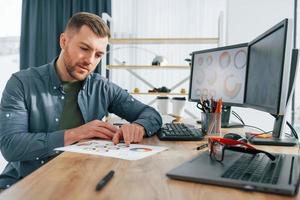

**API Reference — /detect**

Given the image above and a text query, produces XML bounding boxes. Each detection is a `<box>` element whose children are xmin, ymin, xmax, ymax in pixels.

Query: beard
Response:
<box><xmin>62</xmin><ymin>47</ymin><xmax>92</xmax><ymax>81</ymax></box>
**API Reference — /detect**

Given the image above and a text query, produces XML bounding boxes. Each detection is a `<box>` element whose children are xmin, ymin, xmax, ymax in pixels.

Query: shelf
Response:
<box><xmin>107</xmin><ymin>65</ymin><xmax>190</xmax><ymax>69</ymax></box>
<box><xmin>109</xmin><ymin>37</ymin><xmax>219</xmax><ymax>44</ymax></box>
<box><xmin>130</xmin><ymin>92</ymin><xmax>188</xmax><ymax>96</ymax></box>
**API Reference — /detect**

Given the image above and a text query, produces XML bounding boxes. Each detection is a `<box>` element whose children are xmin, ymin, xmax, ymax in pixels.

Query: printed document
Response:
<box><xmin>55</xmin><ymin>140</ymin><xmax>168</xmax><ymax>160</ymax></box>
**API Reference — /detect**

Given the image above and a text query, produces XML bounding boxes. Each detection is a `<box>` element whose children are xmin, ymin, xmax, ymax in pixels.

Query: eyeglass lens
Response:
<box><xmin>210</xmin><ymin>141</ymin><xmax>224</xmax><ymax>161</ymax></box>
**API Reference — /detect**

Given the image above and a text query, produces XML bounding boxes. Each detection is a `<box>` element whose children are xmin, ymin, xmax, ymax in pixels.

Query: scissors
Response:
<box><xmin>196</xmin><ymin>99</ymin><xmax>210</xmax><ymax>113</ymax></box>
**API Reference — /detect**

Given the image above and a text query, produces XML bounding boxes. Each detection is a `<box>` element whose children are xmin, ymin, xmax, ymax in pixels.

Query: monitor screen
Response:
<box><xmin>245</xmin><ymin>19</ymin><xmax>292</xmax><ymax>115</ymax></box>
<box><xmin>189</xmin><ymin>43</ymin><xmax>248</xmax><ymax>106</ymax></box>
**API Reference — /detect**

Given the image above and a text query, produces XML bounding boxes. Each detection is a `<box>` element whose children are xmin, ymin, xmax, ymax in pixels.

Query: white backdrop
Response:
<box><xmin>111</xmin><ymin>0</ymin><xmax>226</xmax><ymax>118</ymax></box>
<box><xmin>0</xmin><ymin>0</ymin><xmax>21</xmax><ymax>174</ymax></box>
<box><xmin>226</xmin><ymin>0</ymin><xmax>296</xmax><ymax>133</ymax></box>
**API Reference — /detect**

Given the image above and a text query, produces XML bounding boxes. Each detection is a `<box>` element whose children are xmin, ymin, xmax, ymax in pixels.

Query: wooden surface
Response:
<box><xmin>0</xmin><ymin>136</ymin><xmax>299</xmax><ymax>200</ymax></box>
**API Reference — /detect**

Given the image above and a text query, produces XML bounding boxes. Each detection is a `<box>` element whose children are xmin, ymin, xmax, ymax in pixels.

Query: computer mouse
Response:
<box><xmin>223</xmin><ymin>133</ymin><xmax>248</xmax><ymax>143</ymax></box>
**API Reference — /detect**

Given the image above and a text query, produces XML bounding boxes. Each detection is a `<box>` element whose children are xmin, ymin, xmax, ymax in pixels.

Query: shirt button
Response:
<box><xmin>131</xmin><ymin>98</ymin><xmax>134</xmax><ymax>101</ymax></box>
<box><xmin>6</xmin><ymin>184</ymin><xmax>10</xmax><ymax>188</ymax></box>
<box><xmin>36</xmin><ymin>157</ymin><xmax>39</xmax><ymax>160</ymax></box>
<box><xmin>55</xmin><ymin>118</ymin><xmax>59</xmax><ymax>122</ymax></box>
<box><xmin>5</xmin><ymin>113</ymin><xmax>10</xmax><ymax>118</ymax></box>
<box><xmin>61</xmin><ymin>96</ymin><xmax>65</xmax><ymax>100</ymax></box>
<box><xmin>56</xmin><ymin>151</ymin><xmax>60</xmax><ymax>154</ymax></box>
<box><xmin>149</xmin><ymin>131</ymin><xmax>151</xmax><ymax>134</ymax></box>
<box><xmin>41</xmin><ymin>160</ymin><xmax>45</xmax><ymax>164</ymax></box>
<box><xmin>53</xmin><ymin>86</ymin><xmax>57</xmax><ymax>89</ymax></box>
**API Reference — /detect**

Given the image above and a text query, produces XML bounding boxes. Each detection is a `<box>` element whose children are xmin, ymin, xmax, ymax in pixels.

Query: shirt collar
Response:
<box><xmin>48</xmin><ymin>57</ymin><xmax>62</xmax><ymax>91</ymax></box>
<box><xmin>48</xmin><ymin>57</ymin><xmax>91</xmax><ymax>91</ymax></box>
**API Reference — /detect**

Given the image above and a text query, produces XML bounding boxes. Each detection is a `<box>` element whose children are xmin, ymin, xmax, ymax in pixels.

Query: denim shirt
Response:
<box><xmin>0</xmin><ymin>59</ymin><xmax>162</xmax><ymax>188</ymax></box>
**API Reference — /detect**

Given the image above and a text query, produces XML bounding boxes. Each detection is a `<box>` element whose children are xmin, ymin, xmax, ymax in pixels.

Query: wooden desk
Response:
<box><xmin>0</xmin><ymin>136</ymin><xmax>299</xmax><ymax>200</ymax></box>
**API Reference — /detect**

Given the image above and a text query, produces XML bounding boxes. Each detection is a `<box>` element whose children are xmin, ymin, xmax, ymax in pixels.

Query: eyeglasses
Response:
<box><xmin>208</xmin><ymin>137</ymin><xmax>276</xmax><ymax>162</ymax></box>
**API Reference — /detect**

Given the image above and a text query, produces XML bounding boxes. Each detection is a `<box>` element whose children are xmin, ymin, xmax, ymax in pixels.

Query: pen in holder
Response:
<box><xmin>201</xmin><ymin>112</ymin><xmax>221</xmax><ymax>136</ymax></box>
<box><xmin>200</xmin><ymin>98</ymin><xmax>222</xmax><ymax>136</ymax></box>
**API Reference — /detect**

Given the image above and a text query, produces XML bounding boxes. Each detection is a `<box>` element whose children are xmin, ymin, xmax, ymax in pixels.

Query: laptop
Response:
<box><xmin>167</xmin><ymin>150</ymin><xmax>300</xmax><ymax>196</ymax></box>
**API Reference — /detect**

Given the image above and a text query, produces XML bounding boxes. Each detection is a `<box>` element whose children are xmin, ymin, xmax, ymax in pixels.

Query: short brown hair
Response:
<box><xmin>65</xmin><ymin>12</ymin><xmax>111</xmax><ymax>38</ymax></box>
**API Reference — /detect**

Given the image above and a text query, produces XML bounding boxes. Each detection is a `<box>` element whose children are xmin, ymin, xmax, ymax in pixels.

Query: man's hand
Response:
<box><xmin>64</xmin><ymin>120</ymin><xmax>118</xmax><ymax>145</ymax></box>
<box><xmin>112</xmin><ymin>123</ymin><xmax>145</xmax><ymax>145</ymax></box>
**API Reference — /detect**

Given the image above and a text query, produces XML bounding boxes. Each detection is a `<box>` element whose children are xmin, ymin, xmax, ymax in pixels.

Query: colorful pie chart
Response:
<box><xmin>130</xmin><ymin>148</ymin><xmax>152</xmax><ymax>152</ymax></box>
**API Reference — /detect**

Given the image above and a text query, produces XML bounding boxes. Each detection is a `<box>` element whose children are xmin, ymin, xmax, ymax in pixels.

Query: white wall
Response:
<box><xmin>0</xmin><ymin>0</ymin><xmax>21</xmax><ymax>37</ymax></box>
<box><xmin>226</xmin><ymin>0</ymin><xmax>294</xmax><ymax>45</ymax></box>
<box><xmin>0</xmin><ymin>0</ymin><xmax>21</xmax><ymax>98</ymax></box>
<box><xmin>295</xmin><ymin>2</ymin><xmax>300</xmax><ymax>129</ymax></box>
<box><xmin>225</xmin><ymin>0</ymin><xmax>295</xmax><ymax>132</ymax></box>
<box><xmin>111</xmin><ymin>0</ymin><xmax>226</xmax><ymax>119</ymax></box>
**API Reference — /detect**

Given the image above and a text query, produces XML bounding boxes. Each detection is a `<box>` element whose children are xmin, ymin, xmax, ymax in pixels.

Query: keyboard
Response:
<box><xmin>157</xmin><ymin>123</ymin><xmax>204</xmax><ymax>141</ymax></box>
<box><xmin>222</xmin><ymin>154</ymin><xmax>282</xmax><ymax>184</ymax></box>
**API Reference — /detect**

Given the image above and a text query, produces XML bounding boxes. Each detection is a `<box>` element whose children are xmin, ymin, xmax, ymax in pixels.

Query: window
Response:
<box><xmin>0</xmin><ymin>0</ymin><xmax>22</xmax><ymax>172</ymax></box>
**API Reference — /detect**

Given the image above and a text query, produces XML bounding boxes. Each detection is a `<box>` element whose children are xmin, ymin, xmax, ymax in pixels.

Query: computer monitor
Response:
<box><xmin>189</xmin><ymin>43</ymin><xmax>248</xmax><ymax>127</ymax></box>
<box><xmin>245</xmin><ymin>18</ymin><xmax>298</xmax><ymax>146</ymax></box>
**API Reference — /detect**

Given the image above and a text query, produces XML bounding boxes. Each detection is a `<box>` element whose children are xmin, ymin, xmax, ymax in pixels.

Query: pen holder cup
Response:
<box><xmin>201</xmin><ymin>112</ymin><xmax>222</xmax><ymax>136</ymax></box>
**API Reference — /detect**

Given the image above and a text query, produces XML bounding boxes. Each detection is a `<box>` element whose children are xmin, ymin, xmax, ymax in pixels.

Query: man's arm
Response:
<box><xmin>64</xmin><ymin>120</ymin><xmax>117</xmax><ymax>145</ymax></box>
<box><xmin>107</xmin><ymin>82</ymin><xmax>162</xmax><ymax>137</ymax></box>
<box><xmin>0</xmin><ymin>75</ymin><xmax>65</xmax><ymax>162</ymax></box>
<box><xmin>0</xmin><ymin>76</ymin><xmax>120</xmax><ymax>161</ymax></box>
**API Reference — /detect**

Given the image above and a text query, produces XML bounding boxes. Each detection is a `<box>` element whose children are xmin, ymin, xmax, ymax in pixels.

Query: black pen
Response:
<box><xmin>95</xmin><ymin>170</ymin><xmax>115</xmax><ymax>191</ymax></box>
<box><xmin>195</xmin><ymin>143</ymin><xmax>208</xmax><ymax>150</ymax></box>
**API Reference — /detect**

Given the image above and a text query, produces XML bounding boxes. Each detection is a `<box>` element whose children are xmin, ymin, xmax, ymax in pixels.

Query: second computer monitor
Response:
<box><xmin>189</xmin><ymin>43</ymin><xmax>248</xmax><ymax>105</ymax></box>
<box><xmin>245</xmin><ymin>19</ymin><xmax>293</xmax><ymax>115</ymax></box>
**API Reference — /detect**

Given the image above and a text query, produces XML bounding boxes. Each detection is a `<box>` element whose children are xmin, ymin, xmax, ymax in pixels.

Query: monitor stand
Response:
<box><xmin>246</xmin><ymin>115</ymin><xmax>298</xmax><ymax>146</ymax></box>
<box><xmin>221</xmin><ymin>106</ymin><xmax>244</xmax><ymax>128</ymax></box>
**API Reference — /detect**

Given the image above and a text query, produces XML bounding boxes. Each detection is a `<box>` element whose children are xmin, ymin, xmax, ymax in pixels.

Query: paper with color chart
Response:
<box><xmin>55</xmin><ymin>140</ymin><xmax>168</xmax><ymax>160</ymax></box>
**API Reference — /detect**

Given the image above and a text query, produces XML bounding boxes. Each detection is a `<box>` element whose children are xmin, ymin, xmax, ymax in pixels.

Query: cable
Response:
<box><xmin>231</xmin><ymin>110</ymin><xmax>269</xmax><ymax>133</ymax></box>
<box><xmin>286</xmin><ymin>121</ymin><xmax>299</xmax><ymax>139</ymax></box>
<box><xmin>232</xmin><ymin>110</ymin><xmax>298</xmax><ymax>137</ymax></box>
<box><xmin>231</xmin><ymin>110</ymin><xmax>267</xmax><ymax>132</ymax></box>
<box><xmin>231</xmin><ymin>110</ymin><xmax>245</xmax><ymax>125</ymax></box>
<box><xmin>242</xmin><ymin>125</ymin><xmax>270</xmax><ymax>134</ymax></box>
<box><xmin>285</xmin><ymin>133</ymin><xmax>294</xmax><ymax>138</ymax></box>
<box><xmin>231</xmin><ymin>110</ymin><xmax>299</xmax><ymax>140</ymax></box>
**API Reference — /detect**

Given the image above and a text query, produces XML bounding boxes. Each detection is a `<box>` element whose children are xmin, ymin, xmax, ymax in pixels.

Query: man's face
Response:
<box><xmin>60</xmin><ymin>25</ymin><xmax>108</xmax><ymax>81</ymax></box>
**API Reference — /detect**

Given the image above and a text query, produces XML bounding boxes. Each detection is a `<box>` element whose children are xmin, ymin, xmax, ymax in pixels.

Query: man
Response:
<box><xmin>0</xmin><ymin>12</ymin><xmax>162</xmax><ymax>188</ymax></box>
